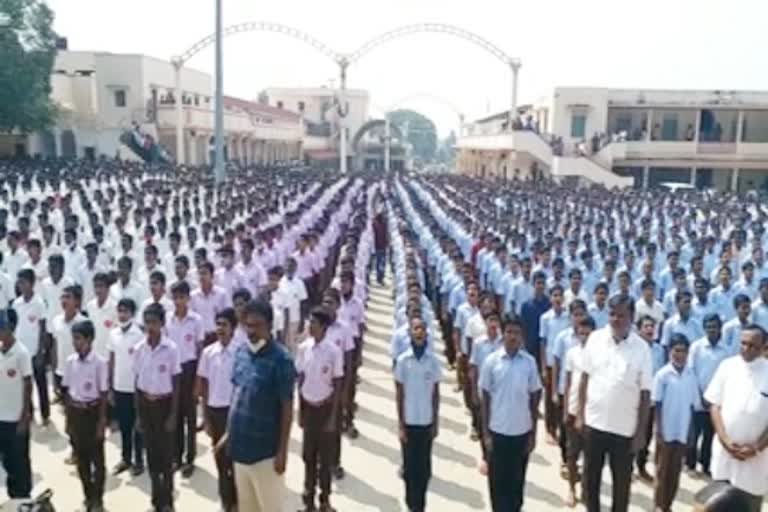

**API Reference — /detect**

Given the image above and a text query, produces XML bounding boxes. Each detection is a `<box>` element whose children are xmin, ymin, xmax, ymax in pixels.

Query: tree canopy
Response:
<box><xmin>0</xmin><ymin>0</ymin><xmax>58</xmax><ymax>133</ymax></box>
<box><xmin>387</xmin><ymin>109</ymin><xmax>438</xmax><ymax>162</ymax></box>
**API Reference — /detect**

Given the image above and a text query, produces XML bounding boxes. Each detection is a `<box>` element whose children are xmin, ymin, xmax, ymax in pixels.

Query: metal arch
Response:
<box><xmin>348</xmin><ymin>23</ymin><xmax>520</xmax><ymax>67</ymax></box>
<box><xmin>174</xmin><ymin>21</ymin><xmax>341</xmax><ymax>65</ymax></box>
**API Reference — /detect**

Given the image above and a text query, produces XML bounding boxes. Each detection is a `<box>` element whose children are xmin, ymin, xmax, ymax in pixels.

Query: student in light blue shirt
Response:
<box><xmin>394</xmin><ymin>316</ymin><xmax>441</xmax><ymax>512</ymax></box>
<box><xmin>468</xmin><ymin>312</ymin><xmax>502</xmax><ymax>456</ymax></box>
<box><xmin>691</xmin><ymin>278</ymin><xmax>716</xmax><ymax>321</ymax></box>
<box><xmin>635</xmin><ymin>314</ymin><xmax>665</xmax><ymax>481</ymax></box>
<box><xmin>587</xmin><ymin>283</ymin><xmax>610</xmax><ymax>329</ymax></box>
<box><xmin>652</xmin><ymin>333</ymin><xmax>701</xmax><ymax>511</ymax></box>
<box><xmin>686</xmin><ymin>314</ymin><xmax>728</xmax><ymax>475</ymax></box>
<box><xmin>752</xmin><ymin>279</ymin><xmax>768</xmax><ymax>331</ymax></box>
<box><xmin>708</xmin><ymin>267</ymin><xmax>737</xmax><ymax>322</ymax></box>
<box><xmin>480</xmin><ymin>316</ymin><xmax>542</xmax><ymax>512</ymax></box>
<box><xmin>722</xmin><ymin>294</ymin><xmax>752</xmax><ymax>354</ymax></box>
<box><xmin>539</xmin><ymin>285</ymin><xmax>569</xmax><ymax>446</ymax></box>
<box><xmin>662</xmin><ymin>269</ymin><xmax>689</xmax><ymax>317</ymax></box>
<box><xmin>661</xmin><ymin>291</ymin><xmax>705</xmax><ymax>349</ymax></box>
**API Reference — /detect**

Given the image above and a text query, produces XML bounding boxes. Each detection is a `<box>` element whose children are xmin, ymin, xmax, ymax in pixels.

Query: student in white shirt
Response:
<box><xmin>108</xmin><ymin>298</ymin><xmax>145</xmax><ymax>476</ymax></box>
<box><xmin>109</xmin><ymin>256</ymin><xmax>145</xmax><ymax>308</ymax></box>
<box><xmin>41</xmin><ymin>254</ymin><xmax>74</xmax><ymax>336</ymax></box>
<box><xmin>85</xmin><ymin>272</ymin><xmax>119</xmax><ymax>359</ymax></box>
<box><xmin>279</xmin><ymin>257</ymin><xmax>309</xmax><ymax>347</ymax></box>
<box><xmin>12</xmin><ymin>269</ymin><xmax>49</xmax><ymax>425</ymax></box>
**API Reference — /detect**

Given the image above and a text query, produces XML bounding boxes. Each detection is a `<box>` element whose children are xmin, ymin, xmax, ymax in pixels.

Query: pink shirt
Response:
<box><xmin>292</xmin><ymin>250</ymin><xmax>314</xmax><ymax>280</ymax></box>
<box><xmin>197</xmin><ymin>340</ymin><xmax>238</xmax><ymax>407</ymax></box>
<box><xmin>190</xmin><ymin>286</ymin><xmax>230</xmax><ymax>333</ymax></box>
<box><xmin>62</xmin><ymin>351</ymin><xmax>109</xmax><ymax>402</ymax></box>
<box><xmin>296</xmin><ymin>337</ymin><xmax>344</xmax><ymax>403</ymax></box>
<box><xmin>325</xmin><ymin>320</ymin><xmax>355</xmax><ymax>352</ymax></box>
<box><xmin>236</xmin><ymin>259</ymin><xmax>267</xmax><ymax>296</ymax></box>
<box><xmin>340</xmin><ymin>296</ymin><xmax>364</xmax><ymax>337</ymax></box>
<box><xmin>214</xmin><ymin>267</ymin><xmax>246</xmax><ymax>298</ymax></box>
<box><xmin>164</xmin><ymin>311</ymin><xmax>204</xmax><ymax>363</ymax></box>
<box><xmin>133</xmin><ymin>337</ymin><xmax>181</xmax><ymax>395</ymax></box>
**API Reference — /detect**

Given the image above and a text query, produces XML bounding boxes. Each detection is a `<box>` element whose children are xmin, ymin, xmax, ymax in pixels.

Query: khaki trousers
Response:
<box><xmin>234</xmin><ymin>458</ymin><xmax>284</xmax><ymax>512</ymax></box>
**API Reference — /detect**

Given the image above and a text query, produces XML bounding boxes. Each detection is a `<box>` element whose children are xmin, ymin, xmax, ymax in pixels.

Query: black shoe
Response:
<box><xmin>113</xmin><ymin>460</ymin><xmax>131</xmax><ymax>475</ymax></box>
<box><xmin>131</xmin><ymin>464</ymin><xmax>145</xmax><ymax>476</ymax></box>
<box><xmin>181</xmin><ymin>463</ymin><xmax>195</xmax><ymax>478</ymax></box>
<box><xmin>346</xmin><ymin>425</ymin><xmax>359</xmax><ymax>439</ymax></box>
<box><xmin>333</xmin><ymin>466</ymin><xmax>345</xmax><ymax>480</ymax></box>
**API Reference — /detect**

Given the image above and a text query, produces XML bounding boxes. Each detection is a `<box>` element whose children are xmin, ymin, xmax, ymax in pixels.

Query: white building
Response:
<box><xmin>265</xmin><ymin>87</ymin><xmax>370</xmax><ymax>165</ymax></box>
<box><xmin>20</xmin><ymin>50</ymin><xmax>303</xmax><ymax>165</ymax></box>
<box><xmin>457</xmin><ymin>87</ymin><xmax>768</xmax><ymax>192</ymax></box>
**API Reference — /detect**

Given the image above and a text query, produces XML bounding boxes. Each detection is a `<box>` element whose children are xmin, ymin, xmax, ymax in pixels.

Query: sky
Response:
<box><xmin>46</xmin><ymin>0</ymin><xmax>768</xmax><ymax>136</ymax></box>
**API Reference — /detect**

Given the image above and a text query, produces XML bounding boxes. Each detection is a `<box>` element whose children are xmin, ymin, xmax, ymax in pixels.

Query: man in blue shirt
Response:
<box><xmin>224</xmin><ymin>299</ymin><xmax>296</xmax><ymax>512</ymax></box>
<box><xmin>686</xmin><ymin>314</ymin><xmax>728</xmax><ymax>476</ymax></box>
<box><xmin>480</xmin><ymin>316</ymin><xmax>542</xmax><ymax>512</ymax></box>
<box><xmin>519</xmin><ymin>271</ymin><xmax>550</xmax><ymax>369</ymax></box>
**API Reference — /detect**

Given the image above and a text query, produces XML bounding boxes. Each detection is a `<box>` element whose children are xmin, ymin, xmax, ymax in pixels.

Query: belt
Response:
<box><xmin>141</xmin><ymin>392</ymin><xmax>172</xmax><ymax>402</ymax></box>
<box><xmin>303</xmin><ymin>396</ymin><xmax>333</xmax><ymax>408</ymax></box>
<box><xmin>69</xmin><ymin>399</ymin><xmax>100</xmax><ymax>409</ymax></box>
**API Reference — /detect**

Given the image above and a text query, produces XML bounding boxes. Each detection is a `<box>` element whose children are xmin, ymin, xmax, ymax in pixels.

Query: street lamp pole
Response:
<box><xmin>172</xmin><ymin>59</ymin><xmax>185</xmax><ymax>165</ymax></box>
<box><xmin>508</xmin><ymin>59</ymin><xmax>521</xmax><ymax>132</ymax></box>
<box><xmin>337</xmin><ymin>57</ymin><xmax>349</xmax><ymax>174</ymax></box>
<box><xmin>213</xmin><ymin>0</ymin><xmax>225</xmax><ymax>182</ymax></box>
<box><xmin>384</xmin><ymin>115</ymin><xmax>391</xmax><ymax>173</ymax></box>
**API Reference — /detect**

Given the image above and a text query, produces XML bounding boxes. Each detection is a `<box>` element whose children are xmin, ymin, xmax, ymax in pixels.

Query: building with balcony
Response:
<box><xmin>20</xmin><ymin>50</ymin><xmax>303</xmax><ymax>165</ymax></box>
<box><xmin>264</xmin><ymin>87</ymin><xmax>370</xmax><ymax>166</ymax></box>
<box><xmin>456</xmin><ymin>87</ymin><xmax>768</xmax><ymax>192</ymax></box>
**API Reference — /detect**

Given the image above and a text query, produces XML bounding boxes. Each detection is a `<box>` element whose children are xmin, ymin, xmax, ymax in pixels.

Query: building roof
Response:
<box><xmin>223</xmin><ymin>96</ymin><xmax>300</xmax><ymax>121</ymax></box>
<box><xmin>474</xmin><ymin>105</ymin><xmax>532</xmax><ymax>124</ymax></box>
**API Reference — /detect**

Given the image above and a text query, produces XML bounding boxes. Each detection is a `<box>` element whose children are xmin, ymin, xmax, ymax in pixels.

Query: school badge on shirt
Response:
<box><xmin>84</xmin><ymin>382</ymin><xmax>93</xmax><ymax>391</ymax></box>
<box><xmin>7</xmin><ymin>368</ymin><xmax>17</xmax><ymax>378</ymax></box>
<box><xmin>322</xmin><ymin>365</ymin><xmax>329</xmax><ymax>375</ymax></box>
<box><xmin>158</xmin><ymin>364</ymin><xmax>167</xmax><ymax>373</ymax></box>
<box><xmin>104</xmin><ymin>320</ymin><xmax>114</xmax><ymax>328</ymax></box>
<box><xmin>28</xmin><ymin>315</ymin><xmax>37</xmax><ymax>323</ymax></box>
<box><xmin>185</xmin><ymin>334</ymin><xmax>194</xmax><ymax>343</ymax></box>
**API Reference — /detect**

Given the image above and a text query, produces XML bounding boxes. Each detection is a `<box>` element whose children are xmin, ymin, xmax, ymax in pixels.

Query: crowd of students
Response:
<box><xmin>1</xmin><ymin>158</ymin><xmax>768</xmax><ymax>512</ymax></box>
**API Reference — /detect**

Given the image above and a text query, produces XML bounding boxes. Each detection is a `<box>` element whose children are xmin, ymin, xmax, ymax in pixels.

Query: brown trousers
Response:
<box><xmin>207</xmin><ymin>406</ymin><xmax>236</xmax><ymax>510</ymax></box>
<box><xmin>139</xmin><ymin>395</ymin><xmax>174</xmax><ymax>509</ymax></box>
<box><xmin>655</xmin><ymin>441</ymin><xmax>687</xmax><ymax>512</ymax></box>
<box><xmin>302</xmin><ymin>400</ymin><xmax>335</xmax><ymax>506</ymax></box>
<box><xmin>68</xmin><ymin>405</ymin><xmax>105</xmax><ymax>505</ymax></box>
<box><xmin>176</xmin><ymin>360</ymin><xmax>197</xmax><ymax>466</ymax></box>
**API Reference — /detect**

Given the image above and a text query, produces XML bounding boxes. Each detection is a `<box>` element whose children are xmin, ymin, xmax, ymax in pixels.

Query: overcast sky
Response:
<box><xmin>47</xmin><ymin>0</ymin><xmax>767</xmax><ymax>135</ymax></box>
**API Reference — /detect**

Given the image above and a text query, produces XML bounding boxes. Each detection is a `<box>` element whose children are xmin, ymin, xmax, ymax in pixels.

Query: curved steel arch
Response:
<box><xmin>387</xmin><ymin>92</ymin><xmax>466</xmax><ymax>119</ymax></box>
<box><xmin>352</xmin><ymin>118</ymin><xmax>405</xmax><ymax>152</ymax></box>
<box><xmin>348</xmin><ymin>23</ymin><xmax>520</xmax><ymax>67</ymax></box>
<box><xmin>174</xmin><ymin>21</ymin><xmax>341</xmax><ymax>65</ymax></box>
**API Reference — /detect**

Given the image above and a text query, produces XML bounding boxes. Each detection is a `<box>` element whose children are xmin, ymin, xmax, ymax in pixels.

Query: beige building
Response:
<box><xmin>457</xmin><ymin>87</ymin><xmax>768</xmax><ymax>192</ymax></box>
<box><xmin>20</xmin><ymin>50</ymin><xmax>303</xmax><ymax>165</ymax></box>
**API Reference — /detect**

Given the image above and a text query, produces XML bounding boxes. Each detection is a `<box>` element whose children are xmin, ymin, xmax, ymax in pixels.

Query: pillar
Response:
<box><xmin>646</xmin><ymin>109</ymin><xmax>654</xmax><ymax>141</ymax></box>
<box><xmin>188</xmin><ymin>133</ymin><xmax>198</xmax><ymax>165</ymax></box>
<box><xmin>642</xmin><ymin>166</ymin><xmax>650</xmax><ymax>189</ymax></box>
<box><xmin>736</xmin><ymin>110</ymin><xmax>744</xmax><ymax>144</ymax></box>
<box><xmin>690</xmin><ymin>167</ymin><xmax>697</xmax><ymax>187</ymax></box>
<box><xmin>694</xmin><ymin>110</ymin><xmax>701</xmax><ymax>143</ymax></box>
<box><xmin>53</xmin><ymin>127</ymin><xmax>61</xmax><ymax>157</ymax></box>
<box><xmin>731</xmin><ymin>168</ymin><xmax>740</xmax><ymax>192</ymax></box>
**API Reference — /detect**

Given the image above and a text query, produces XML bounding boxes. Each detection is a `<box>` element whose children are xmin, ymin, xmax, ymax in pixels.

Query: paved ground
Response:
<box><xmin>2</xmin><ymin>277</ymin><xmax>711</xmax><ymax>511</ymax></box>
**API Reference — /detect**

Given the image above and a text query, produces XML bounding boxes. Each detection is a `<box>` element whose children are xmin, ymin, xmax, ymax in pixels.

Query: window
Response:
<box><xmin>571</xmin><ymin>114</ymin><xmax>586</xmax><ymax>138</ymax></box>
<box><xmin>114</xmin><ymin>89</ymin><xmax>126</xmax><ymax>107</ymax></box>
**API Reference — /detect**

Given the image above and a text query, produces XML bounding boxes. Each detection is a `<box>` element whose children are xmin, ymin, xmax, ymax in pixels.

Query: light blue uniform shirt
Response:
<box><xmin>448</xmin><ymin>284</ymin><xmax>466</xmax><ymax>314</ymax></box>
<box><xmin>649</xmin><ymin>341</ymin><xmax>666</xmax><ymax>376</ymax></box>
<box><xmin>394</xmin><ymin>349</ymin><xmax>442</xmax><ymax>426</ymax></box>
<box><xmin>721</xmin><ymin>318</ymin><xmax>749</xmax><ymax>354</ymax></box>
<box><xmin>692</xmin><ymin>297</ymin><xmax>717</xmax><ymax>321</ymax></box>
<box><xmin>688</xmin><ymin>337</ymin><xmax>732</xmax><ymax>410</ymax></box>
<box><xmin>454</xmin><ymin>303</ymin><xmax>478</xmax><ymax>336</ymax></box>
<box><xmin>552</xmin><ymin>327</ymin><xmax>579</xmax><ymax>394</ymax></box>
<box><xmin>652</xmin><ymin>364</ymin><xmax>702</xmax><ymax>444</ymax></box>
<box><xmin>708</xmin><ymin>285</ymin><xmax>737</xmax><ymax>322</ymax></box>
<box><xmin>540</xmin><ymin>308</ymin><xmax>570</xmax><ymax>367</ymax></box>
<box><xmin>390</xmin><ymin>327</ymin><xmax>435</xmax><ymax>361</ymax></box>
<box><xmin>479</xmin><ymin>348</ymin><xmax>542</xmax><ymax>436</ymax></box>
<box><xmin>660</xmin><ymin>314</ymin><xmax>705</xmax><ymax>347</ymax></box>
<box><xmin>751</xmin><ymin>299</ymin><xmax>768</xmax><ymax>331</ymax></box>
<box><xmin>587</xmin><ymin>302</ymin><xmax>610</xmax><ymax>329</ymax></box>
<box><xmin>469</xmin><ymin>335</ymin><xmax>502</xmax><ymax>375</ymax></box>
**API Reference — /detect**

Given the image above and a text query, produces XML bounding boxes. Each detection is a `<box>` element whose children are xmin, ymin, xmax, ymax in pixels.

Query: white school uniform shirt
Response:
<box><xmin>704</xmin><ymin>356</ymin><xmax>768</xmax><ymax>496</ymax></box>
<box><xmin>52</xmin><ymin>312</ymin><xmax>86</xmax><ymax>376</ymax></box>
<box><xmin>85</xmin><ymin>297</ymin><xmax>119</xmax><ymax>358</ymax></box>
<box><xmin>12</xmin><ymin>294</ymin><xmax>47</xmax><ymax>356</ymax></box>
<box><xmin>0</xmin><ymin>271</ymin><xmax>13</xmax><ymax>308</ymax></box>
<box><xmin>0</xmin><ymin>342</ymin><xmax>33</xmax><ymax>422</ymax></box>
<box><xmin>278</xmin><ymin>275</ymin><xmax>308</xmax><ymax>326</ymax></box>
<box><xmin>107</xmin><ymin>323</ymin><xmax>144</xmax><ymax>393</ymax></box>
<box><xmin>41</xmin><ymin>275</ymin><xmax>75</xmax><ymax>328</ymax></box>
<box><xmin>565</xmin><ymin>343</ymin><xmax>586</xmax><ymax>416</ymax></box>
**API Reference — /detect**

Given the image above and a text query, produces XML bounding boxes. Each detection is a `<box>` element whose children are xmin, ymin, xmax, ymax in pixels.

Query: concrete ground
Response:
<box><xmin>2</xmin><ymin>277</ymin><xmax>711</xmax><ymax>511</ymax></box>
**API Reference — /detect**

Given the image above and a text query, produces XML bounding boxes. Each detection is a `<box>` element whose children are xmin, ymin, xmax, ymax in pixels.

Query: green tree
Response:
<box><xmin>435</xmin><ymin>130</ymin><xmax>457</xmax><ymax>165</ymax></box>
<box><xmin>0</xmin><ymin>0</ymin><xmax>58</xmax><ymax>133</ymax></box>
<box><xmin>387</xmin><ymin>109</ymin><xmax>437</xmax><ymax>162</ymax></box>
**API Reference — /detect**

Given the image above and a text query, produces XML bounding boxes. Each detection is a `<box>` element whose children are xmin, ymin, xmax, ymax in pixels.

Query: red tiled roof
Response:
<box><xmin>223</xmin><ymin>95</ymin><xmax>300</xmax><ymax>121</ymax></box>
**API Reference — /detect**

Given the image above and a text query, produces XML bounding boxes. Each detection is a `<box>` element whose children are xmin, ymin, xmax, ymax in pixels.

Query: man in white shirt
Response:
<box><xmin>109</xmin><ymin>256</ymin><xmax>146</xmax><ymax>308</ymax></box>
<box><xmin>108</xmin><ymin>298</ymin><xmax>145</xmax><ymax>476</ymax></box>
<box><xmin>85</xmin><ymin>273</ymin><xmax>119</xmax><ymax>359</ymax></box>
<box><xmin>0</xmin><ymin>309</ymin><xmax>34</xmax><ymax>502</ymax></box>
<box><xmin>705</xmin><ymin>324</ymin><xmax>768</xmax><ymax>511</ymax></box>
<box><xmin>279</xmin><ymin>257</ymin><xmax>308</xmax><ymax>351</ymax></box>
<box><xmin>577</xmin><ymin>294</ymin><xmax>653</xmax><ymax>512</ymax></box>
